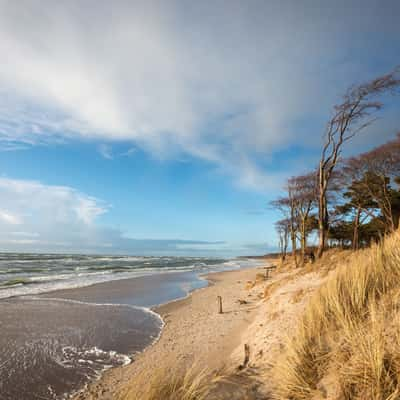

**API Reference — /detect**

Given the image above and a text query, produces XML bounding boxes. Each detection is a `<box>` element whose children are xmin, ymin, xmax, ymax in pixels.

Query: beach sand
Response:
<box><xmin>74</xmin><ymin>262</ymin><xmax>326</xmax><ymax>399</ymax></box>
<box><xmin>73</xmin><ymin>266</ymin><xmax>266</xmax><ymax>399</ymax></box>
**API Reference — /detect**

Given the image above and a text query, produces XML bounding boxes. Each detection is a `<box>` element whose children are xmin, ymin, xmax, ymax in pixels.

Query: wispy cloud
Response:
<box><xmin>98</xmin><ymin>144</ymin><xmax>113</xmax><ymax>160</ymax></box>
<box><xmin>121</xmin><ymin>147</ymin><xmax>137</xmax><ymax>157</ymax></box>
<box><xmin>98</xmin><ymin>144</ymin><xmax>138</xmax><ymax>159</ymax></box>
<box><xmin>0</xmin><ymin>1</ymin><xmax>399</xmax><ymax>190</ymax></box>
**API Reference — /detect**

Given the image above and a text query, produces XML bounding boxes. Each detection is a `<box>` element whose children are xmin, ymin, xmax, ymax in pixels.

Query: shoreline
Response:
<box><xmin>3</xmin><ymin>263</ymin><xmax>265</xmax><ymax>400</ymax></box>
<box><xmin>0</xmin><ymin>256</ymin><xmax>257</xmax><ymax>301</ymax></box>
<box><xmin>73</xmin><ymin>265</ymin><xmax>271</xmax><ymax>400</ymax></box>
<box><xmin>4</xmin><ymin>256</ymin><xmax>330</xmax><ymax>400</ymax></box>
<box><xmin>72</xmin><ymin>257</ymin><xmax>328</xmax><ymax>400</ymax></box>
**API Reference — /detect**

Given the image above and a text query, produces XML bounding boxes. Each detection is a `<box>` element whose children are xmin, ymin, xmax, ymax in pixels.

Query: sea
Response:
<box><xmin>0</xmin><ymin>253</ymin><xmax>261</xmax><ymax>400</ymax></box>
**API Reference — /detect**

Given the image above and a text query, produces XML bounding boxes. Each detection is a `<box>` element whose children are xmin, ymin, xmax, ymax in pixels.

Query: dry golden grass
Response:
<box><xmin>116</xmin><ymin>242</ymin><xmax>400</xmax><ymax>400</ymax></box>
<box><xmin>263</xmin><ymin>273</ymin><xmax>298</xmax><ymax>300</ymax></box>
<box><xmin>263</xmin><ymin>280</ymin><xmax>282</xmax><ymax>300</ymax></box>
<box><xmin>245</xmin><ymin>280</ymin><xmax>256</xmax><ymax>290</ymax></box>
<box><xmin>290</xmin><ymin>288</ymin><xmax>307</xmax><ymax>304</ymax></box>
<box><xmin>118</xmin><ymin>365</ymin><xmax>224</xmax><ymax>400</ymax></box>
<box><xmin>273</xmin><ymin>232</ymin><xmax>400</xmax><ymax>400</ymax></box>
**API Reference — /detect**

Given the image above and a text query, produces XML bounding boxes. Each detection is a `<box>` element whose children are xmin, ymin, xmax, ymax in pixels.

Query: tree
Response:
<box><xmin>275</xmin><ymin>219</ymin><xmax>290</xmax><ymax>262</ymax></box>
<box><xmin>287</xmin><ymin>173</ymin><xmax>317</xmax><ymax>260</ymax></box>
<box><xmin>317</xmin><ymin>68</ymin><xmax>400</xmax><ymax>257</ymax></box>
<box><xmin>336</xmin><ymin>160</ymin><xmax>379</xmax><ymax>249</ymax></box>
<box><xmin>359</xmin><ymin>138</ymin><xmax>400</xmax><ymax>231</ymax></box>
<box><xmin>270</xmin><ymin>196</ymin><xmax>299</xmax><ymax>267</ymax></box>
<box><xmin>335</xmin><ymin>179</ymin><xmax>377</xmax><ymax>249</ymax></box>
<box><xmin>328</xmin><ymin>220</ymin><xmax>353</xmax><ymax>247</ymax></box>
<box><xmin>343</xmin><ymin>136</ymin><xmax>400</xmax><ymax>233</ymax></box>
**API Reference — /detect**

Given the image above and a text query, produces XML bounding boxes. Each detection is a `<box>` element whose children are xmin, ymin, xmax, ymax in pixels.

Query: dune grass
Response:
<box><xmin>273</xmin><ymin>232</ymin><xmax>400</xmax><ymax>400</ymax></box>
<box><xmin>118</xmin><ymin>365</ymin><xmax>224</xmax><ymax>400</ymax></box>
<box><xmin>117</xmin><ymin>236</ymin><xmax>400</xmax><ymax>399</ymax></box>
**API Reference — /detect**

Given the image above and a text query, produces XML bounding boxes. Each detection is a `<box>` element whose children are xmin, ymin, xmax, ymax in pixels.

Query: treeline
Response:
<box><xmin>271</xmin><ymin>66</ymin><xmax>400</xmax><ymax>266</ymax></box>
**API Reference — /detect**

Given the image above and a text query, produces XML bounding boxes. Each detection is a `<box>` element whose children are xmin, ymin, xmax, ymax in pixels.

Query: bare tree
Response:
<box><xmin>270</xmin><ymin>196</ymin><xmax>299</xmax><ymax>267</ymax></box>
<box><xmin>275</xmin><ymin>218</ymin><xmax>289</xmax><ymax>263</ymax></box>
<box><xmin>317</xmin><ymin>68</ymin><xmax>400</xmax><ymax>257</ymax></box>
<box><xmin>287</xmin><ymin>173</ymin><xmax>317</xmax><ymax>260</ymax></box>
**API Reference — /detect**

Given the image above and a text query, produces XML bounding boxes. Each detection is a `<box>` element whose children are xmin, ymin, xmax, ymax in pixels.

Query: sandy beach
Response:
<box><xmin>74</xmin><ymin>262</ymin><xmax>326</xmax><ymax>400</ymax></box>
<box><xmin>73</xmin><ymin>266</ymin><xmax>266</xmax><ymax>399</ymax></box>
<box><xmin>0</xmin><ymin>257</ymin><xmax>263</xmax><ymax>400</ymax></box>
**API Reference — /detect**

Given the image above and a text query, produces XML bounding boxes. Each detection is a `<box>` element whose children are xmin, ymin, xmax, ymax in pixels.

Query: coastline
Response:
<box><xmin>2</xmin><ymin>261</ymin><xmax>261</xmax><ymax>400</ymax></box>
<box><xmin>73</xmin><ymin>265</ymin><xmax>271</xmax><ymax>400</ymax></box>
<box><xmin>1</xmin><ymin>256</ymin><xmax>328</xmax><ymax>400</ymax></box>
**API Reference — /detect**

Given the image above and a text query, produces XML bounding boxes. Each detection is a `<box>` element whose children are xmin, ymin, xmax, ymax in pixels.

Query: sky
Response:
<box><xmin>0</xmin><ymin>0</ymin><xmax>399</xmax><ymax>255</ymax></box>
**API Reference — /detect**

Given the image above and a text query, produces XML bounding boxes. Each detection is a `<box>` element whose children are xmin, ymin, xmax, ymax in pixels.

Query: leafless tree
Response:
<box><xmin>317</xmin><ymin>68</ymin><xmax>400</xmax><ymax>257</ymax></box>
<box><xmin>270</xmin><ymin>196</ymin><xmax>299</xmax><ymax>267</ymax></box>
<box><xmin>275</xmin><ymin>218</ymin><xmax>290</xmax><ymax>263</ymax></box>
<box><xmin>287</xmin><ymin>173</ymin><xmax>317</xmax><ymax>260</ymax></box>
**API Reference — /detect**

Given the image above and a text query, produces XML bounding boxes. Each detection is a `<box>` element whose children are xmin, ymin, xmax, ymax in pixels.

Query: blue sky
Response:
<box><xmin>0</xmin><ymin>0</ymin><xmax>399</xmax><ymax>255</ymax></box>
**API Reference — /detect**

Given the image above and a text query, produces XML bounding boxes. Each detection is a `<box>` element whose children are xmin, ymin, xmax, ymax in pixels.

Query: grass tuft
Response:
<box><xmin>118</xmin><ymin>365</ymin><xmax>224</xmax><ymax>400</ymax></box>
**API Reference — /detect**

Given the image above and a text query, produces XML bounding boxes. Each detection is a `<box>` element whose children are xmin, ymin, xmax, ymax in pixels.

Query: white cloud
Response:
<box><xmin>0</xmin><ymin>210</ymin><xmax>22</xmax><ymax>225</ymax></box>
<box><xmin>0</xmin><ymin>177</ymin><xmax>107</xmax><ymax>226</ymax></box>
<box><xmin>0</xmin><ymin>176</ymin><xmax>226</xmax><ymax>253</ymax></box>
<box><xmin>0</xmin><ymin>1</ymin><xmax>399</xmax><ymax>190</ymax></box>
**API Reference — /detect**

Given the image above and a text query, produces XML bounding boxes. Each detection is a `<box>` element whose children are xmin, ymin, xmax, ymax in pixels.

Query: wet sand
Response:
<box><xmin>0</xmin><ymin>298</ymin><xmax>161</xmax><ymax>400</ymax></box>
<box><xmin>0</xmin><ymin>270</ymin><xmax>208</xmax><ymax>400</ymax></box>
<box><xmin>41</xmin><ymin>270</ymin><xmax>207</xmax><ymax>307</ymax></box>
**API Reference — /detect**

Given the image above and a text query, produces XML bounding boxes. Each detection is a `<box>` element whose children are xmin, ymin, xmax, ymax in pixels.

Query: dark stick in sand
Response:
<box><xmin>217</xmin><ymin>295</ymin><xmax>223</xmax><ymax>314</ymax></box>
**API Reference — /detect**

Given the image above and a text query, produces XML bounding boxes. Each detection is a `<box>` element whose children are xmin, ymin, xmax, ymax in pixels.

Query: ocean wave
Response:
<box><xmin>0</xmin><ymin>278</ymin><xmax>43</xmax><ymax>288</ymax></box>
<box><xmin>58</xmin><ymin>345</ymin><xmax>131</xmax><ymax>377</ymax></box>
<box><xmin>28</xmin><ymin>296</ymin><xmax>165</xmax><ymax>324</ymax></box>
<box><xmin>0</xmin><ymin>255</ymin><xmax>262</xmax><ymax>299</ymax></box>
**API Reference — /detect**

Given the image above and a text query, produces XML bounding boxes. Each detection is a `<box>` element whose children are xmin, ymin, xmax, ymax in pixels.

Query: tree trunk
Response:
<box><xmin>352</xmin><ymin>207</ymin><xmax>361</xmax><ymax>250</ymax></box>
<box><xmin>382</xmin><ymin>179</ymin><xmax>395</xmax><ymax>232</ymax></box>
<box><xmin>317</xmin><ymin>189</ymin><xmax>328</xmax><ymax>258</ymax></box>
<box><xmin>289</xmin><ymin>195</ymin><xmax>298</xmax><ymax>267</ymax></box>
<box><xmin>279</xmin><ymin>231</ymin><xmax>288</xmax><ymax>263</ymax></box>
<box><xmin>281</xmin><ymin>244</ymin><xmax>287</xmax><ymax>262</ymax></box>
<box><xmin>317</xmin><ymin>162</ymin><xmax>327</xmax><ymax>258</ymax></box>
<box><xmin>301</xmin><ymin>218</ymin><xmax>307</xmax><ymax>263</ymax></box>
<box><xmin>291</xmin><ymin>230</ymin><xmax>298</xmax><ymax>267</ymax></box>
<box><xmin>283</xmin><ymin>233</ymin><xmax>288</xmax><ymax>261</ymax></box>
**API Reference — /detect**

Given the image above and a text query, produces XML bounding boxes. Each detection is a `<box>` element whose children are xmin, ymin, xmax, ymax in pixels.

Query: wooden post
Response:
<box><xmin>243</xmin><ymin>344</ymin><xmax>250</xmax><ymax>367</ymax></box>
<box><xmin>217</xmin><ymin>295</ymin><xmax>223</xmax><ymax>314</ymax></box>
<box><xmin>238</xmin><ymin>344</ymin><xmax>250</xmax><ymax>370</ymax></box>
<box><xmin>265</xmin><ymin>269</ymin><xmax>269</xmax><ymax>279</ymax></box>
